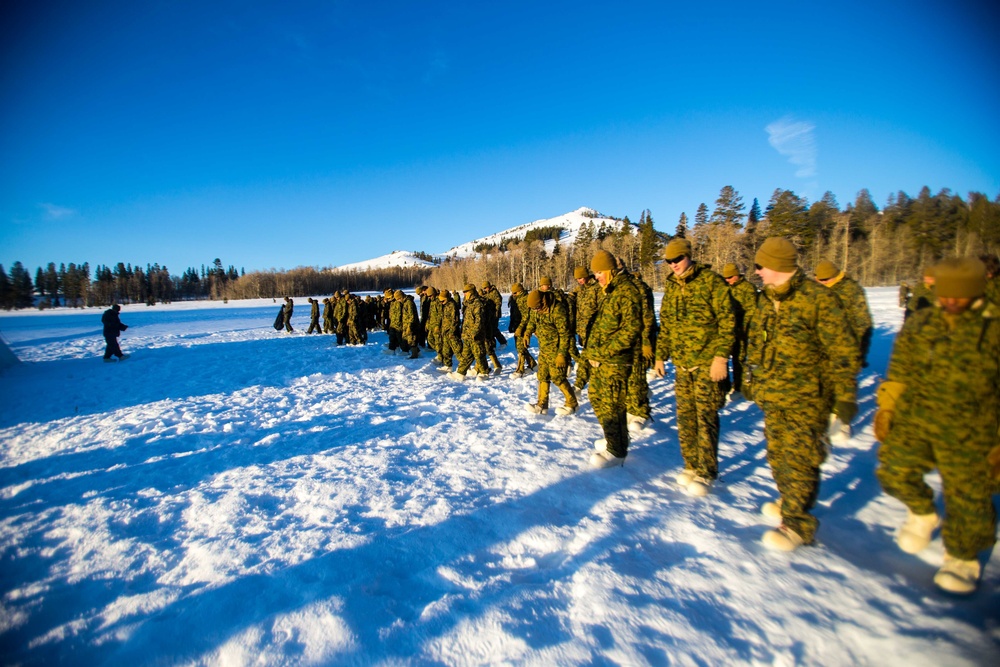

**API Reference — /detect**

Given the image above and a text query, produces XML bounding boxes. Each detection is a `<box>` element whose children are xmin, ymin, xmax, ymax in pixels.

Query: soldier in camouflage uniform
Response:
<box><xmin>653</xmin><ymin>238</ymin><xmax>735</xmax><ymax>497</ymax></box>
<box><xmin>306</xmin><ymin>297</ymin><xmax>321</xmax><ymax>334</ymax></box>
<box><xmin>582</xmin><ymin>250</ymin><xmax>642</xmax><ymax>468</ymax></box>
<box><xmin>624</xmin><ymin>267</ymin><xmax>657</xmax><ymax>434</ymax></box>
<box><xmin>905</xmin><ymin>267</ymin><xmax>935</xmax><ymax>319</ymax></box>
<box><xmin>417</xmin><ymin>286</ymin><xmax>430</xmax><ymax>348</ymax></box>
<box><xmin>436</xmin><ymin>290</ymin><xmax>462</xmax><ymax>372</ymax></box>
<box><xmin>570</xmin><ymin>267</ymin><xmax>601</xmax><ymax>390</ymax></box>
<box><xmin>400</xmin><ymin>292</ymin><xmax>421</xmax><ymax>358</ymax></box>
<box><xmin>449</xmin><ymin>284</ymin><xmax>490</xmax><ymax>380</ymax></box>
<box><xmin>815</xmin><ymin>260</ymin><xmax>872</xmax><ymax>367</ymax></box>
<box><xmin>381</xmin><ymin>289</ymin><xmax>393</xmax><ymax>331</ymax></box>
<box><xmin>721</xmin><ymin>263</ymin><xmax>758</xmax><ymax>396</ymax></box>
<box><xmin>480</xmin><ymin>281</ymin><xmax>504</xmax><ymax>374</ymax></box>
<box><xmin>282</xmin><ymin>297</ymin><xmax>294</xmax><ymax>333</ymax></box>
<box><xmin>745</xmin><ymin>237</ymin><xmax>859</xmax><ymax>551</ymax></box>
<box><xmin>508</xmin><ymin>283</ymin><xmax>536</xmax><ymax>377</ymax></box>
<box><xmin>520</xmin><ymin>289</ymin><xmax>577</xmax><ymax>416</ymax></box>
<box><xmin>898</xmin><ymin>282</ymin><xmax>910</xmax><ymax>309</ymax></box>
<box><xmin>875</xmin><ymin>257</ymin><xmax>999</xmax><ymax>594</ymax></box>
<box><xmin>334</xmin><ymin>292</ymin><xmax>349</xmax><ymax>346</ymax></box>
<box><xmin>384</xmin><ymin>290</ymin><xmax>406</xmax><ymax>354</ymax></box>
<box><xmin>322</xmin><ymin>297</ymin><xmax>334</xmax><ymax>334</ymax></box>
<box><xmin>425</xmin><ymin>287</ymin><xmax>442</xmax><ymax>361</ymax></box>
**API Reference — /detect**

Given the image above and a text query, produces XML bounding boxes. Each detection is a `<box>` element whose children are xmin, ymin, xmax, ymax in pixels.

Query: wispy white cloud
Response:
<box><xmin>39</xmin><ymin>203</ymin><xmax>76</xmax><ymax>220</ymax></box>
<box><xmin>766</xmin><ymin>116</ymin><xmax>817</xmax><ymax>178</ymax></box>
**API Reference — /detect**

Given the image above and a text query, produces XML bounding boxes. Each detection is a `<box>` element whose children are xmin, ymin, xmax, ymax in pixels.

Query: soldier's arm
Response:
<box><xmin>816</xmin><ymin>291</ymin><xmax>859</xmax><ymax>403</ymax></box>
<box><xmin>709</xmin><ymin>279</ymin><xmax>736</xmax><ymax>360</ymax></box>
<box><xmin>655</xmin><ymin>297</ymin><xmax>671</xmax><ymax>362</ymax></box>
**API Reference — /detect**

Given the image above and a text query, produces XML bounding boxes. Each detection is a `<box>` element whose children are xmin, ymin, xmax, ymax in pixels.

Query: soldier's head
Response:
<box><xmin>417</xmin><ymin>285</ymin><xmax>427</xmax><ymax>295</ymax></box>
<box><xmin>426</xmin><ymin>286</ymin><xmax>439</xmax><ymax>298</ymax></box>
<box><xmin>664</xmin><ymin>238</ymin><xmax>693</xmax><ymax>276</ymax></box>
<box><xmin>538</xmin><ymin>276</ymin><xmax>552</xmax><ymax>292</ymax></box>
<box><xmin>481</xmin><ymin>280</ymin><xmax>492</xmax><ymax>291</ymax></box>
<box><xmin>721</xmin><ymin>263</ymin><xmax>741</xmax><ymax>285</ymax></box>
<box><xmin>462</xmin><ymin>283</ymin><xmax>476</xmax><ymax>298</ymax></box>
<box><xmin>510</xmin><ymin>282</ymin><xmax>525</xmax><ymax>296</ymax></box>
<box><xmin>978</xmin><ymin>253</ymin><xmax>1000</xmax><ymax>279</ymax></box>
<box><xmin>439</xmin><ymin>289</ymin><xmax>450</xmax><ymax>302</ymax></box>
<box><xmin>590</xmin><ymin>250</ymin><xmax>617</xmax><ymax>288</ymax></box>
<box><xmin>526</xmin><ymin>289</ymin><xmax>551</xmax><ymax>312</ymax></box>
<box><xmin>814</xmin><ymin>260</ymin><xmax>843</xmax><ymax>286</ymax></box>
<box><xmin>394</xmin><ymin>290</ymin><xmax>405</xmax><ymax>301</ymax></box>
<box><xmin>934</xmin><ymin>257</ymin><xmax>986</xmax><ymax>315</ymax></box>
<box><xmin>754</xmin><ymin>237</ymin><xmax>799</xmax><ymax>287</ymax></box>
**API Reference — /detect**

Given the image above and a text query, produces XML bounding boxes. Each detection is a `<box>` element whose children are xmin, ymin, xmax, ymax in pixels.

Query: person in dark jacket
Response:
<box><xmin>101</xmin><ymin>304</ymin><xmax>129</xmax><ymax>361</ymax></box>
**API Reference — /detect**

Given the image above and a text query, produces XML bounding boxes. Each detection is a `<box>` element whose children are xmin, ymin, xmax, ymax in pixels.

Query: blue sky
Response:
<box><xmin>2</xmin><ymin>0</ymin><xmax>998</xmax><ymax>274</ymax></box>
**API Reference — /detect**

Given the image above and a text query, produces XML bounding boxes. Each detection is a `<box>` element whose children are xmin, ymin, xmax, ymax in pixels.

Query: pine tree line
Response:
<box><xmin>4</xmin><ymin>184</ymin><xmax>998</xmax><ymax>310</ymax></box>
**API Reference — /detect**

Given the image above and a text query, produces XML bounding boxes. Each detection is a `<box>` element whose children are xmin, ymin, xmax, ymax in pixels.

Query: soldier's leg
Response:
<box><xmin>674</xmin><ymin>369</ymin><xmax>703</xmax><ymax>475</ymax></box>
<box><xmin>487</xmin><ymin>339</ymin><xmax>502</xmax><ymax>373</ymax></box>
<box><xmin>590</xmin><ymin>363</ymin><xmax>630</xmax><ymax>458</ymax></box>
<box><xmin>693</xmin><ymin>370</ymin><xmax>725</xmax><ymax>480</ymax></box>
<box><xmin>936</xmin><ymin>438</ymin><xmax>998</xmax><ymax>560</ymax></box>
<box><xmin>763</xmin><ymin>406</ymin><xmax>826</xmax><ymax>543</ymax></box>
<box><xmin>456</xmin><ymin>337</ymin><xmax>474</xmax><ymax>374</ymax></box>
<box><xmin>626</xmin><ymin>347</ymin><xmax>651</xmax><ymax>420</ymax></box>
<box><xmin>876</xmin><ymin>426</ymin><xmax>937</xmax><ymax>517</ymax></box>
<box><xmin>473</xmin><ymin>340</ymin><xmax>490</xmax><ymax>375</ymax></box>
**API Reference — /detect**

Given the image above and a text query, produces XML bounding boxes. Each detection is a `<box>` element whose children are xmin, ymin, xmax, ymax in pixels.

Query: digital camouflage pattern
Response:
<box><xmin>456</xmin><ymin>292</ymin><xmax>488</xmax><ymax>375</ymax></box>
<box><xmin>334</xmin><ymin>295</ymin><xmax>349</xmax><ymax>344</ymax></box>
<box><xmin>439</xmin><ymin>293</ymin><xmax>462</xmax><ymax>368</ymax></box>
<box><xmin>582</xmin><ymin>271</ymin><xmax>642</xmax><ymax>458</ymax></box>
<box><xmin>876</xmin><ymin>299</ymin><xmax>1000</xmax><ymax>560</ymax></box>
<box><xmin>625</xmin><ymin>271</ymin><xmax>657</xmax><ymax>420</ymax></box>
<box><xmin>905</xmin><ymin>281</ymin><xmax>934</xmax><ymax>318</ymax></box>
<box><xmin>510</xmin><ymin>291</ymin><xmax>536</xmax><ymax>373</ymax></box>
<box><xmin>745</xmin><ymin>269</ymin><xmax>859</xmax><ymax>543</ymax></box>
<box><xmin>522</xmin><ymin>293</ymin><xmax>576</xmax><ymax>410</ymax></box>
<box><xmin>728</xmin><ymin>276</ymin><xmax>758</xmax><ymax>392</ymax></box>
<box><xmin>427</xmin><ymin>296</ymin><xmax>443</xmax><ymax>361</ymax></box>
<box><xmin>570</xmin><ymin>276</ymin><xmax>601</xmax><ymax>389</ymax></box>
<box><xmin>401</xmin><ymin>295</ymin><xmax>420</xmax><ymax>349</ymax></box>
<box><xmin>655</xmin><ymin>263</ymin><xmax>735</xmax><ymax>480</ymax></box>
<box><xmin>824</xmin><ymin>272</ymin><xmax>873</xmax><ymax>364</ymax></box>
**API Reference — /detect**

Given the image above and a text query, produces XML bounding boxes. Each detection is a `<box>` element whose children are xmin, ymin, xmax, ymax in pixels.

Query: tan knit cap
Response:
<box><xmin>664</xmin><ymin>238</ymin><xmax>692</xmax><ymax>260</ymax></box>
<box><xmin>573</xmin><ymin>267</ymin><xmax>589</xmax><ymax>279</ymax></box>
<box><xmin>510</xmin><ymin>282</ymin><xmax>524</xmax><ymax>295</ymax></box>
<box><xmin>814</xmin><ymin>260</ymin><xmax>840</xmax><ymax>281</ymax></box>
<box><xmin>755</xmin><ymin>237</ymin><xmax>798</xmax><ymax>272</ymax></box>
<box><xmin>721</xmin><ymin>263</ymin><xmax>739</xmax><ymax>278</ymax></box>
<box><xmin>539</xmin><ymin>275</ymin><xmax>552</xmax><ymax>287</ymax></box>
<box><xmin>590</xmin><ymin>250</ymin><xmax>617</xmax><ymax>273</ymax></box>
<box><xmin>462</xmin><ymin>283</ymin><xmax>476</xmax><ymax>294</ymax></box>
<box><xmin>526</xmin><ymin>290</ymin><xmax>543</xmax><ymax>309</ymax></box>
<box><xmin>933</xmin><ymin>257</ymin><xmax>986</xmax><ymax>298</ymax></box>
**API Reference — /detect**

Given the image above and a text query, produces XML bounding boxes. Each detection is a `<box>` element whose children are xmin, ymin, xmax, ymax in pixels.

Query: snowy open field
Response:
<box><xmin>0</xmin><ymin>287</ymin><xmax>997</xmax><ymax>666</ymax></box>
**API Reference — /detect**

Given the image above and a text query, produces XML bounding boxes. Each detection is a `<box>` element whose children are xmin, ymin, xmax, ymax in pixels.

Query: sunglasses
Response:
<box><xmin>754</xmin><ymin>263</ymin><xmax>764</xmax><ymax>271</ymax></box>
<box><xmin>665</xmin><ymin>255</ymin><xmax>688</xmax><ymax>265</ymax></box>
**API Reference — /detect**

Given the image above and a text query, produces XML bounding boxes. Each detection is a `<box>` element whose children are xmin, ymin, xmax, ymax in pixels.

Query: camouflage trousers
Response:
<box><xmin>761</xmin><ymin>403</ymin><xmax>827</xmax><ymax>543</ymax></box>
<box><xmin>536</xmin><ymin>349</ymin><xmax>567</xmax><ymax>385</ymax></box>
<box><xmin>307</xmin><ymin>316</ymin><xmax>321</xmax><ymax>334</ymax></box>
<box><xmin>457</xmin><ymin>336</ymin><xmax>488</xmax><ymax>375</ymax></box>
<box><xmin>571</xmin><ymin>338</ymin><xmax>590</xmax><ymax>389</ymax></box>
<box><xmin>440</xmin><ymin>330</ymin><xmax>461</xmax><ymax>367</ymax></box>
<box><xmin>515</xmin><ymin>335</ymin><xmax>536</xmax><ymax>373</ymax></box>
<box><xmin>589</xmin><ymin>361</ymin><xmax>630</xmax><ymax>459</ymax></box>
<box><xmin>626</xmin><ymin>346</ymin><xmax>651</xmax><ymax>420</ymax></box>
<box><xmin>877</xmin><ymin>414</ymin><xmax>998</xmax><ymax>560</ymax></box>
<box><xmin>674</xmin><ymin>366</ymin><xmax>725</xmax><ymax>480</ymax></box>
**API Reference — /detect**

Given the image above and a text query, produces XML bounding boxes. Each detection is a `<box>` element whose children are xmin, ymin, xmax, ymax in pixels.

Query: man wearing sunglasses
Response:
<box><xmin>653</xmin><ymin>238</ymin><xmax>736</xmax><ymax>497</ymax></box>
<box><xmin>745</xmin><ymin>237</ymin><xmax>859</xmax><ymax>551</ymax></box>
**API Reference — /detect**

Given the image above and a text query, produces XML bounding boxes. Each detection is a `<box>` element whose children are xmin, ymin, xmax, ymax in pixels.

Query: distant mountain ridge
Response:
<box><xmin>331</xmin><ymin>207</ymin><xmax>633</xmax><ymax>272</ymax></box>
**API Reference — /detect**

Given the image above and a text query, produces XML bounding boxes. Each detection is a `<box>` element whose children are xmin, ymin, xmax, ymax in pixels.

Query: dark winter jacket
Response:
<box><xmin>101</xmin><ymin>308</ymin><xmax>127</xmax><ymax>338</ymax></box>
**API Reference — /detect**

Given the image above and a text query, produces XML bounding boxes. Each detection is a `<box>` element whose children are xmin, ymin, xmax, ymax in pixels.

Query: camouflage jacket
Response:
<box><xmin>728</xmin><ymin>277</ymin><xmax>759</xmax><ymax>337</ymax></box>
<box><xmin>402</xmin><ymin>296</ymin><xmax>420</xmax><ymax>340</ymax></box>
<box><xmin>882</xmin><ymin>299</ymin><xmax>999</xmax><ymax>434</ymax></box>
<box><xmin>582</xmin><ymin>272</ymin><xmax>641</xmax><ymax>366</ymax></box>
<box><xmin>482</xmin><ymin>287</ymin><xmax>503</xmax><ymax>328</ymax></box>
<box><xmin>985</xmin><ymin>276</ymin><xmax>1000</xmax><ymax>307</ymax></box>
<box><xmin>655</xmin><ymin>263</ymin><xmax>735</xmax><ymax>369</ymax></box>
<box><xmin>626</xmin><ymin>272</ymin><xmax>657</xmax><ymax>352</ymax></box>
<box><xmin>334</xmin><ymin>298</ymin><xmax>348</xmax><ymax>330</ymax></box>
<box><xmin>508</xmin><ymin>292</ymin><xmax>528</xmax><ymax>334</ymax></box>
<box><xmin>522</xmin><ymin>294</ymin><xmax>571</xmax><ymax>356</ymax></box>
<box><xmin>427</xmin><ymin>297</ymin><xmax>443</xmax><ymax>335</ymax></box>
<box><xmin>572</xmin><ymin>277</ymin><xmax>601</xmax><ymax>342</ymax></box>
<box><xmin>825</xmin><ymin>273</ymin><xmax>873</xmax><ymax>344</ymax></box>
<box><xmin>441</xmin><ymin>296</ymin><xmax>461</xmax><ymax>338</ymax></box>
<box><xmin>746</xmin><ymin>270</ymin><xmax>859</xmax><ymax>409</ymax></box>
<box><xmin>389</xmin><ymin>299</ymin><xmax>403</xmax><ymax>330</ymax></box>
<box><xmin>461</xmin><ymin>293</ymin><xmax>486</xmax><ymax>340</ymax></box>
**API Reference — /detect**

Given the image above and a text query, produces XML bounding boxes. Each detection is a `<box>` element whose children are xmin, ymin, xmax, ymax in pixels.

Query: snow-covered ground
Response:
<box><xmin>0</xmin><ymin>288</ymin><xmax>997</xmax><ymax>666</ymax></box>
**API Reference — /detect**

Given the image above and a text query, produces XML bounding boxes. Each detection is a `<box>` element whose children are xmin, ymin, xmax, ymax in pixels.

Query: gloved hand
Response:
<box><xmin>642</xmin><ymin>344</ymin><xmax>653</xmax><ymax>364</ymax></box>
<box><xmin>709</xmin><ymin>356</ymin><xmax>728</xmax><ymax>382</ymax></box>
<box><xmin>874</xmin><ymin>409</ymin><xmax>893</xmax><ymax>442</ymax></box>
<box><xmin>555</xmin><ymin>353</ymin><xmax>568</xmax><ymax>369</ymax></box>
<box><xmin>987</xmin><ymin>444</ymin><xmax>1000</xmax><ymax>482</ymax></box>
<box><xmin>834</xmin><ymin>400</ymin><xmax>858</xmax><ymax>424</ymax></box>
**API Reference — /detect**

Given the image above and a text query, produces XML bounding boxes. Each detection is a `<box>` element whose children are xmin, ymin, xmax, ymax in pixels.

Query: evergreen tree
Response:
<box><xmin>638</xmin><ymin>209</ymin><xmax>660</xmax><ymax>269</ymax></box>
<box><xmin>710</xmin><ymin>185</ymin><xmax>746</xmax><ymax>227</ymax></box>
<box><xmin>694</xmin><ymin>203</ymin><xmax>709</xmax><ymax>229</ymax></box>
<box><xmin>765</xmin><ymin>189</ymin><xmax>811</xmax><ymax>245</ymax></box>
<box><xmin>675</xmin><ymin>212</ymin><xmax>688</xmax><ymax>238</ymax></box>
<box><xmin>747</xmin><ymin>198</ymin><xmax>762</xmax><ymax>228</ymax></box>
<box><xmin>9</xmin><ymin>261</ymin><xmax>34</xmax><ymax>309</ymax></box>
<box><xmin>0</xmin><ymin>264</ymin><xmax>10</xmax><ymax>310</ymax></box>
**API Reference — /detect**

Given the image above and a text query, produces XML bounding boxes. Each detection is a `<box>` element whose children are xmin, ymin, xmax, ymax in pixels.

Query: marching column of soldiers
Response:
<box><xmin>271</xmin><ymin>244</ymin><xmax>999</xmax><ymax>595</ymax></box>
